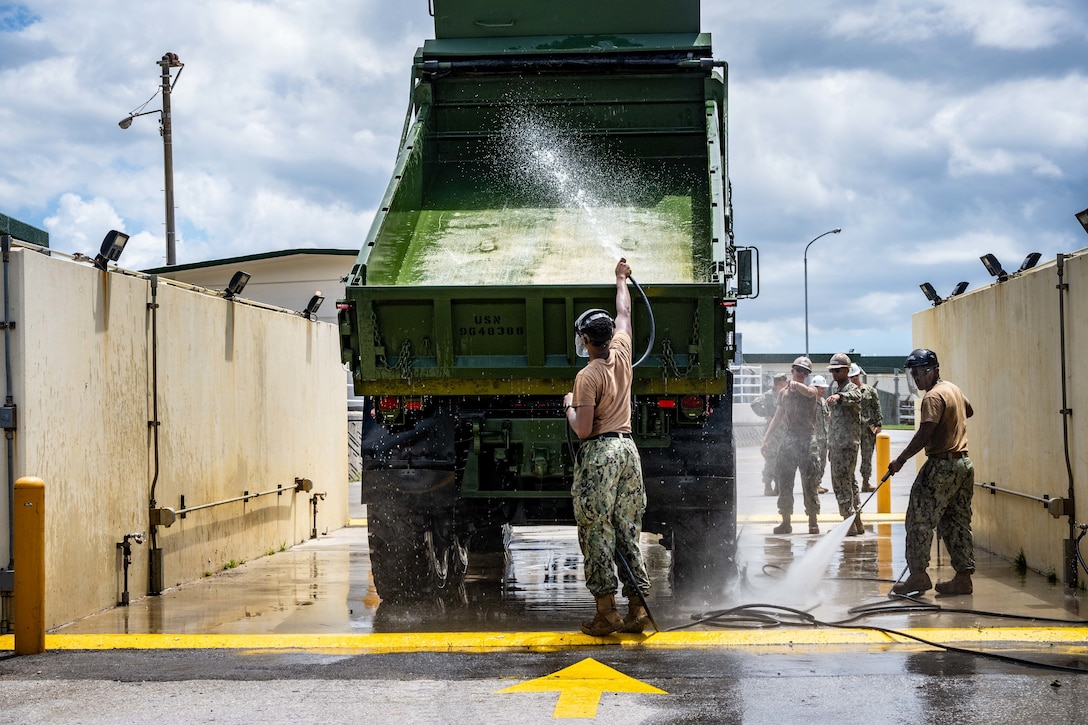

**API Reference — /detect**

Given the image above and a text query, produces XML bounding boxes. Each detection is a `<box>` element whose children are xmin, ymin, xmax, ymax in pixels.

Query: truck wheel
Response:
<box><xmin>426</xmin><ymin>529</ymin><xmax>468</xmax><ymax>591</ymax></box>
<box><xmin>669</xmin><ymin>510</ymin><xmax>737</xmax><ymax>599</ymax></box>
<box><xmin>368</xmin><ymin>503</ymin><xmax>469</xmax><ymax>600</ymax></box>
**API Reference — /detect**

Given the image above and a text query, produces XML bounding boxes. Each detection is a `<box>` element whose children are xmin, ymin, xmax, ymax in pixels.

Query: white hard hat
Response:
<box><xmin>810</xmin><ymin>374</ymin><xmax>828</xmax><ymax>387</ymax></box>
<box><xmin>848</xmin><ymin>363</ymin><xmax>861</xmax><ymax>377</ymax></box>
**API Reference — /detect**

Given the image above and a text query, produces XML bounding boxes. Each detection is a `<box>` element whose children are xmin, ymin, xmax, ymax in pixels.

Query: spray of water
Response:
<box><xmin>400</xmin><ymin>107</ymin><xmax>698</xmax><ymax>286</ymax></box>
<box><xmin>734</xmin><ymin>515</ymin><xmax>858</xmax><ymax>610</ymax></box>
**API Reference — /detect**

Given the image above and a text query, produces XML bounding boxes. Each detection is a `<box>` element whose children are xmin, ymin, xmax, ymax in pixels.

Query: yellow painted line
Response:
<box><xmin>739</xmin><ymin>513</ymin><xmax>905</xmax><ymax>523</ymax></box>
<box><xmin>347</xmin><ymin>518</ymin><xmax>368</xmax><ymax>527</ymax></box>
<box><xmin>3</xmin><ymin>627</ymin><xmax>1085</xmax><ymax>654</ymax></box>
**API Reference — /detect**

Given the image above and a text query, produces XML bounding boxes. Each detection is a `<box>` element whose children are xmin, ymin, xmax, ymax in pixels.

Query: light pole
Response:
<box><xmin>119</xmin><ymin>52</ymin><xmax>184</xmax><ymax>266</ymax></box>
<box><xmin>803</xmin><ymin>227</ymin><xmax>842</xmax><ymax>357</ymax></box>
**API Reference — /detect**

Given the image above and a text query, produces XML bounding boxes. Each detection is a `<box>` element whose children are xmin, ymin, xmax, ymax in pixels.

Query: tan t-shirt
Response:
<box><xmin>920</xmin><ymin>379</ymin><xmax>972</xmax><ymax>455</ymax></box>
<box><xmin>571</xmin><ymin>331</ymin><xmax>632</xmax><ymax>437</ymax></box>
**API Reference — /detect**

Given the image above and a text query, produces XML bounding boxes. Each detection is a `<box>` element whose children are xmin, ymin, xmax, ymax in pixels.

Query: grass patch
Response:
<box><xmin>1013</xmin><ymin>548</ymin><xmax>1028</xmax><ymax>573</ymax></box>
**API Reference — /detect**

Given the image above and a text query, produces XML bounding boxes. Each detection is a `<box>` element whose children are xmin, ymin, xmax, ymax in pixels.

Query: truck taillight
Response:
<box><xmin>656</xmin><ymin>399</ymin><xmax>676</xmax><ymax>409</ymax></box>
<box><xmin>378</xmin><ymin>396</ymin><xmax>400</xmax><ymax>411</ymax></box>
<box><xmin>404</xmin><ymin>399</ymin><xmax>424</xmax><ymax>412</ymax></box>
<box><xmin>680</xmin><ymin>395</ymin><xmax>706</xmax><ymax>418</ymax></box>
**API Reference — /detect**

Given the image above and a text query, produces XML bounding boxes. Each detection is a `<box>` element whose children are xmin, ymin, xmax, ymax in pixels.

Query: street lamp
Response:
<box><xmin>803</xmin><ymin>227</ymin><xmax>842</xmax><ymax>356</ymax></box>
<box><xmin>118</xmin><ymin>52</ymin><xmax>184</xmax><ymax>266</ymax></box>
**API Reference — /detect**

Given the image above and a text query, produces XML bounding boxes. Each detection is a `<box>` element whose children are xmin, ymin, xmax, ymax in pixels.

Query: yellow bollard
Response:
<box><xmin>14</xmin><ymin>477</ymin><xmax>45</xmax><ymax>655</ymax></box>
<box><xmin>875</xmin><ymin>433</ymin><xmax>891</xmax><ymax>514</ymax></box>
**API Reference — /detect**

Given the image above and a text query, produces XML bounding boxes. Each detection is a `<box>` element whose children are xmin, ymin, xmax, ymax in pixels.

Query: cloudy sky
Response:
<box><xmin>2</xmin><ymin>0</ymin><xmax>1086</xmax><ymax>356</ymax></box>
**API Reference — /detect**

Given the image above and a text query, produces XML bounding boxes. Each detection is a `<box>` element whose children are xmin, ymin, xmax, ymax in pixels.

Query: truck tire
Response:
<box><xmin>668</xmin><ymin>509</ymin><xmax>737</xmax><ymax>599</ymax></box>
<box><xmin>368</xmin><ymin>502</ymin><xmax>468</xmax><ymax>600</ymax></box>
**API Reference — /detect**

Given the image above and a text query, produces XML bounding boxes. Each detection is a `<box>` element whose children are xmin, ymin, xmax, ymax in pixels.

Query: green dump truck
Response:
<box><xmin>338</xmin><ymin>0</ymin><xmax>750</xmax><ymax>601</ymax></box>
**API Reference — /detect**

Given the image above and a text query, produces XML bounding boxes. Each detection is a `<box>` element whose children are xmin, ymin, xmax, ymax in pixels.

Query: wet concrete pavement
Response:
<box><xmin>38</xmin><ymin>429</ymin><xmax>1086</xmax><ymax>636</ymax></box>
<box><xmin>3</xmin><ymin>429</ymin><xmax>1088</xmax><ymax>722</ymax></box>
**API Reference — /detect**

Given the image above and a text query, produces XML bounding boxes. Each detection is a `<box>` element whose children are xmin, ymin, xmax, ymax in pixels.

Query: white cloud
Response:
<box><xmin>2</xmin><ymin>0</ymin><xmax>1087</xmax><ymax>354</ymax></box>
<box><xmin>933</xmin><ymin>74</ymin><xmax>1088</xmax><ymax>178</ymax></box>
<box><xmin>42</xmin><ymin>193</ymin><xmax>125</xmax><ymax>252</ymax></box>
<box><xmin>829</xmin><ymin>0</ymin><xmax>1077</xmax><ymax>50</ymax></box>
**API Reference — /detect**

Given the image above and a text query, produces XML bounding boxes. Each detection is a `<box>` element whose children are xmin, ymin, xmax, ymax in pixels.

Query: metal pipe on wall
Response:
<box><xmin>147</xmin><ymin>275</ymin><xmax>164</xmax><ymax>594</ymax></box>
<box><xmin>2</xmin><ymin>234</ymin><xmax>15</xmax><ymax>571</ymax></box>
<box><xmin>1</xmin><ymin>235</ymin><xmax>15</xmax><ymax>634</ymax></box>
<box><xmin>1056</xmin><ymin>254</ymin><xmax>1078</xmax><ymax>587</ymax></box>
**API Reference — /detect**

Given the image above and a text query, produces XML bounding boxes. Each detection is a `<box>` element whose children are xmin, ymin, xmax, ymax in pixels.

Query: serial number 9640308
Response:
<box><xmin>459</xmin><ymin>325</ymin><xmax>525</xmax><ymax>336</ymax></box>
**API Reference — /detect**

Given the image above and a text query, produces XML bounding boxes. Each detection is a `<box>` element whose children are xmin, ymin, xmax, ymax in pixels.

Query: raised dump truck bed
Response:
<box><xmin>339</xmin><ymin>0</ymin><xmax>743</xmax><ymax>601</ymax></box>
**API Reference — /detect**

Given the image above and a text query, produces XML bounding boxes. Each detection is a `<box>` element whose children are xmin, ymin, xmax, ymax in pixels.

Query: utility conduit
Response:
<box><xmin>150</xmin><ymin>477</ymin><xmax>314</xmax><ymax>527</ymax></box>
<box><xmin>976</xmin><ymin>481</ymin><xmax>1071</xmax><ymax>518</ymax></box>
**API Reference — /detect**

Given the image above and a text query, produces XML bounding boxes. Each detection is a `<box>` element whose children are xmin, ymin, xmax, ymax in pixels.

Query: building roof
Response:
<box><xmin>742</xmin><ymin>353</ymin><xmax>910</xmax><ymax>374</ymax></box>
<box><xmin>144</xmin><ymin>248</ymin><xmax>356</xmax><ymax>274</ymax></box>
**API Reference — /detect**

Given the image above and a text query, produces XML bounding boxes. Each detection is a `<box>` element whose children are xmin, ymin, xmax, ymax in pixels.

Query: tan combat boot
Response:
<box><xmin>852</xmin><ymin>512</ymin><xmax>865</xmax><ymax>535</ymax></box>
<box><xmin>935</xmin><ymin>571</ymin><xmax>973</xmax><ymax>596</ymax></box>
<box><xmin>890</xmin><ymin>571</ymin><xmax>932</xmax><ymax>596</ymax></box>
<box><xmin>773</xmin><ymin>514</ymin><xmax>792</xmax><ymax>535</ymax></box>
<box><xmin>808</xmin><ymin>513</ymin><xmax>820</xmax><ymax>535</ymax></box>
<box><xmin>620</xmin><ymin>598</ymin><xmax>650</xmax><ymax>633</ymax></box>
<box><xmin>581</xmin><ymin>594</ymin><xmax>623</xmax><ymax>636</ymax></box>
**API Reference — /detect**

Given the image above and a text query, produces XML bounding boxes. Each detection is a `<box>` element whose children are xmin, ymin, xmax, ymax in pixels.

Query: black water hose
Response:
<box><xmin>678</xmin><ymin>601</ymin><xmax>1088</xmax><ymax>673</ymax></box>
<box><xmin>1075</xmin><ymin>527</ymin><xmax>1088</xmax><ymax>578</ymax></box>
<box><xmin>628</xmin><ymin>276</ymin><xmax>655</xmax><ymax>369</ymax></box>
<box><xmin>615</xmin><ymin>548</ymin><xmax>659</xmax><ymax>633</ymax></box>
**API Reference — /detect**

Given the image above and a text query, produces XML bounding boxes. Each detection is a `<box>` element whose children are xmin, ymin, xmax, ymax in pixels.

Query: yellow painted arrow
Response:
<box><xmin>498</xmin><ymin>657</ymin><xmax>668</xmax><ymax>719</ymax></box>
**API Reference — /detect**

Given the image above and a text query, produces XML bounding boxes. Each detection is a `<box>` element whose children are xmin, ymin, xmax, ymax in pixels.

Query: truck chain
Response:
<box><xmin>661</xmin><ymin>309</ymin><xmax>700</xmax><ymax>381</ymax></box>
<box><xmin>371</xmin><ymin>311</ymin><xmax>417</xmax><ymax>384</ymax></box>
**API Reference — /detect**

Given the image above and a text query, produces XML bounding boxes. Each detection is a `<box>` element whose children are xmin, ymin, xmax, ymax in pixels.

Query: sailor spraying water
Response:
<box><xmin>563</xmin><ymin>258</ymin><xmax>652</xmax><ymax>635</ymax></box>
<box><xmin>885</xmin><ymin>348</ymin><xmax>976</xmax><ymax>597</ymax></box>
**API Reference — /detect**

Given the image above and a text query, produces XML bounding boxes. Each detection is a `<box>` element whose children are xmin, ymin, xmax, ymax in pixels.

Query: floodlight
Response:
<box><xmin>1076</xmin><ymin>208</ymin><xmax>1088</xmax><ymax>235</ymax></box>
<box><xmin>919</xmin><ymin>282</ymin><xmax>942</xmax><ymax>306</ymax></box>
<box><xmin>980</xmin><ymin>254</ymin><xmax>1008</xmax><ymax>282</ymax></box>
<box><xmin>1017</xmin><ymin>252</ymin><xmax>1042</xmax><ymax>273</ymax></box>
<box><xmin>223</xmin><ymin>271</ymin><xmax>251</xmax><ymax>300</ymax></box>
<box><xmin>949</xmin><ymin>281</ymin><xmax>969</xmax><ymax>297</ymax></box>
<box><xmin>301</xmin><ymin>292</ymin><xmax>324</xmax><ymax>319</ymax></box>
<box><xmin>93</xmin><ymin>230</ymin><xmax>130</xmax><ymax>270</ymax></box>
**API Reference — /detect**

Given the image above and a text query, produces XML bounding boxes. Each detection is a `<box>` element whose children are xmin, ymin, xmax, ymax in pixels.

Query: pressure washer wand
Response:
<box><xmin>859</xmin><ymin>470</ymin><xmax>893</xmax><ymax>511</ymax></box>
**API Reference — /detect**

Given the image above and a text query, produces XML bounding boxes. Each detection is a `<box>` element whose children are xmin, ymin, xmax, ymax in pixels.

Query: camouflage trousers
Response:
<box><xmin>858</xmin><ymin>430</ymin><xmax>876</xmax><ymax>483</ymax></box>
<box><xmin>572</xmin><ymin>436</ymin><xmax>650</xmax><ymax>599</ymax></box>
<box><xmin>829</xmin><ymin>445</ymin><xmax>860</xmax><ymax>518</ymax></box>
<box><xmin>904</xmin><ymin>456</ymin><xmax>975</xmax><ymax>575</ymax></box>
<box><xmin>775</xmin><ymin>432</ymin><xmax>820</xmax><ymax>517</ymax></box>
<box><xmin>761</xmin><ymin>426</ymin><xmax>784</xmax><ymax>487</ymax></box>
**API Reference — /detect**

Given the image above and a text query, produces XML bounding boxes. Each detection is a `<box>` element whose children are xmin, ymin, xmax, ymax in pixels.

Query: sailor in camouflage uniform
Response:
<box><xmin>751</xmin><ymin>372</ymin><xmax>789</xmax><ymax>496</ymax></box>
<box><xmin>826</xmin><ymin>353</ymin><xmax>867</xmax><ymax>536</ymax></box>
<box><xmin>849</xmin><ymin>363</ymin><xmax>883</xmax><ymax>492</ymax></box>
<box><xmin>810</xmin><ymin>374</ymin><xmax>831</xmax><ymax>492</ymax></box>
<box><xmin>886</xmin><ymin>348</ymin><xmax>975</xmax><ymax>597</ymax></box>
<box><xmin>762</xmin><ymin>357</ymin><xmax>821</xmax><ymax>535</ymax></box>
<box><xmin>563</xmin><ymin>258</ymin><xmax>651</xmax><ymax>636</ymax></box>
